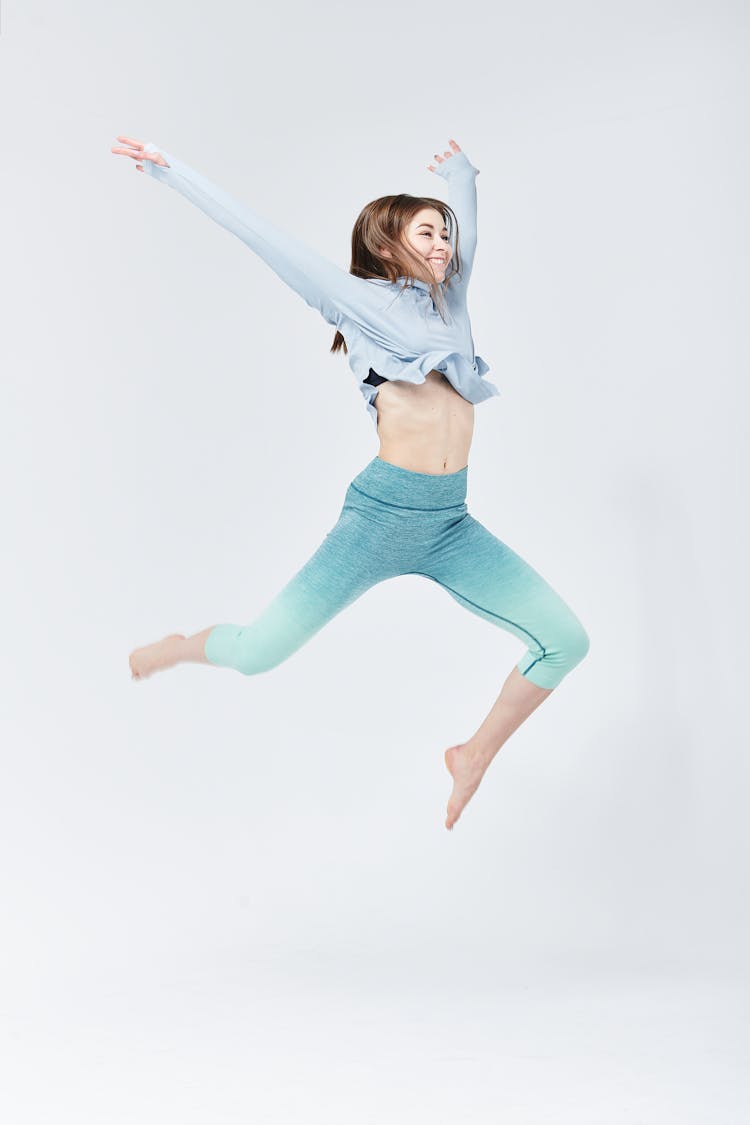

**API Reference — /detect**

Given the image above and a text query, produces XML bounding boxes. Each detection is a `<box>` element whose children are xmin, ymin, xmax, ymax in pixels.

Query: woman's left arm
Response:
<box><xmin>428</xmin><ymin>139</ymin><xmax>480</xmax><ymax>295</ymax></box>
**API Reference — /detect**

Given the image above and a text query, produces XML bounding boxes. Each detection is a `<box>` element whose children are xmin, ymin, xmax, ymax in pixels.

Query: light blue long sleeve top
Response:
<box><xmin>139</xmin><ymin>141</ymin><xmax>500</xmax><ymax>428</ymax></box>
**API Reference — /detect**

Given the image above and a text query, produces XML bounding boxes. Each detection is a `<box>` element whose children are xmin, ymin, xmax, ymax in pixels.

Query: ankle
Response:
<box><xmin>181</xmin><ymin>628</ymin><xmax>214</xmax><ymax>665</ymax></box>
<box><xmin>464</xmin><ymin>736</ymin><xmax>496</xmax><ymax>768</ymax></box>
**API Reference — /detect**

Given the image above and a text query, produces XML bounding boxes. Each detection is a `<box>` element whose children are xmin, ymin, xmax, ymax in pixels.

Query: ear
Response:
<box><xmin>379</xmin><ymin>246</ymin><xmax>392</xmax><ymax>259</ymax></box>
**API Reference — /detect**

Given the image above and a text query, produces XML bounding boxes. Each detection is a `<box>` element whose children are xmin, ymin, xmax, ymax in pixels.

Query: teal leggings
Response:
<box><xmin>204</xmin><ymin>457</ymin><xmax>589</xmax><ymax>690</ymax></box>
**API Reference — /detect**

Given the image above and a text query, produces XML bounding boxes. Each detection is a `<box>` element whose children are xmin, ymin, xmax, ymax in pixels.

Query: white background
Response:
<box><xmin>1</xmin><ymin>1</ymin><xmax>748</xmax><ymax>1121</ymax></box>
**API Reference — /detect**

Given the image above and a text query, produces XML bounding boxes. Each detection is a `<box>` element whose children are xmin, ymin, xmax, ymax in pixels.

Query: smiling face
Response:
<box><xmin>401</xmin><ymin>206</ymin><xmax>453</xmax><ymax>283</ymax></box>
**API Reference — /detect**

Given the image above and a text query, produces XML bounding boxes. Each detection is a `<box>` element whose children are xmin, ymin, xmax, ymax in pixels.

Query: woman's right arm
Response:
<box><xmin>111</xmin><ymin>136</ymin><xmax>393</xmax><ymax>333</ymax></box>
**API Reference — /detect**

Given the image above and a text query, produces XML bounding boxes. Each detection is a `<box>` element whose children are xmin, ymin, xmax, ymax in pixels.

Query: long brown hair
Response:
<box><xmin>330</xmin><ymin>193</ymin><xmax>463</xmax><ymax>356</ymax></box>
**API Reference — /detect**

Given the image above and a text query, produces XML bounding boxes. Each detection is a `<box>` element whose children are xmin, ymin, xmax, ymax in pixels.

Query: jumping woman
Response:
<box><xmin>113</xmin><ymin>133</ymin><xmax>590</xmax><ymax>831</ymax></box>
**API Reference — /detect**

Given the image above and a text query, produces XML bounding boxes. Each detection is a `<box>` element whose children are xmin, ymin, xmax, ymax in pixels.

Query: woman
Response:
<box><xmin>113</xmin><ymin>133</ymin><xmax>590</xmax><ymax>830</ymax></box>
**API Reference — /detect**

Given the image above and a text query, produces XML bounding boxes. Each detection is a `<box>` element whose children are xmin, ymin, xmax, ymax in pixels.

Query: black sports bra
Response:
<box><xmin>363</xmin><ymin>367</ymin><xmax>387</xmax><ymax>387</ymax></box>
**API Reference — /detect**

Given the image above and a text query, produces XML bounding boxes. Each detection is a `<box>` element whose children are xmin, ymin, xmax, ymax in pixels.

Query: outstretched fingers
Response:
<box><xmin>110</xmin><ymin>135</ymin><xmax>168</xmax><ymax>171</ymax></box>
<box><xmin>427</xmin><ymin>137</ymin><xmax>462</xmax><ymax>173</ymax></box>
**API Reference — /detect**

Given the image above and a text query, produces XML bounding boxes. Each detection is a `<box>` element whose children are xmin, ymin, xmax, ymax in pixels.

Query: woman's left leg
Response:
<box><xmin>416</xmin><ymin>513</ymin><xmax>590</xmax><ymax>829</ymax></box>
<box><xmin>418</xmin><ymin>513</ymin><xmax>590</xmax><ymax>690</ymax></box>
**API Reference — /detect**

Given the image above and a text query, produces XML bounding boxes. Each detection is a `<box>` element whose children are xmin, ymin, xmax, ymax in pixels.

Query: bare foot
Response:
<box><xmin>129</xmin><ymin>633</ymin><xmax>186</xmax><ymax>680</ymax></box>
<box><xmin>443</xmin><ymin>742</ymin><xmax>492</xmax><ymax>830</ymax></box>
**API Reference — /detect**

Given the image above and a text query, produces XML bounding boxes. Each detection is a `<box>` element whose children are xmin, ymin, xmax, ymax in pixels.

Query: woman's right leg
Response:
<box><xmin>190</xmin><ymin>504</ymin><xmax>388</xmax><ymax>676</ymax></box>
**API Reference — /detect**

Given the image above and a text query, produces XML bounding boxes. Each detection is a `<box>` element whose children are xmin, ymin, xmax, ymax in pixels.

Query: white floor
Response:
<box><xmin>3</xmin><ymin>943</ymin><xmax>747</xmax><ymax>1124</ymax></box>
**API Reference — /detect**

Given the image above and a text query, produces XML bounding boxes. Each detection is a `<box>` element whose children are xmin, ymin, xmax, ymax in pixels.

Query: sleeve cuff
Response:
<box><xmin>141</xmin><ymin>141</ymin><xmax>173</xmax><ymax>180</ymax></box>
<box><xmin>434</xmin><ymin>150</ymin><xmax>479</xmax><ymax>180</ymax></box>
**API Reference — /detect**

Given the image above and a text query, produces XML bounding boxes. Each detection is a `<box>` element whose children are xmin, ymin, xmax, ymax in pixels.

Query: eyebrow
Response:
<box><xmin>416</xmin><ymin>222</ymin><xmax>449</xmax><ymax>231</ymax></box>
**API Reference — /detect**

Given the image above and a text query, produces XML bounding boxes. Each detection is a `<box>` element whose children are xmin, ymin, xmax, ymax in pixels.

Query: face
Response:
<box><xmin>379</xmin><ymin>207</ymin><xmax>453</xmax><ymax>282</ymax></box>
<box><xmin>402</xmin><ymin>207</ymin><xmax>452</xmax><ymax>282</ymax></box>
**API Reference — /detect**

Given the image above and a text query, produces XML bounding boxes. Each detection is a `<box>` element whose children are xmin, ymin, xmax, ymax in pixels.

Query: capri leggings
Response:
<box><xmin>204</xmin><ymin>456</ymin><xmax>590</xmax><ymax>690</ymax></box>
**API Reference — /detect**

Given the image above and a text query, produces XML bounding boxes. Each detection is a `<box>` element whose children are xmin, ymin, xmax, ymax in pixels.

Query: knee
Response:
<box><xmin>565</xmin><ymin>621</ymin><xmax>590</xmax><ymax>669</ymax></box>
<box><xmin>208</xmin><ymin>624</ymin><xmax>292</xmax><ymax>676</ymax></box>
<box><xmin>235</xmin><ymin>649</ymin><xmax>287</xmax><ymax>676</ymax></box>
<box><xmin>543</xmin><ymin>614</ymin><xmax>590</xmax><ymax>681</ymax></box>
<box><xmin>234</xmin><ymin>633</ymin><xmax>302</xmax><ymax>676</ymax></box>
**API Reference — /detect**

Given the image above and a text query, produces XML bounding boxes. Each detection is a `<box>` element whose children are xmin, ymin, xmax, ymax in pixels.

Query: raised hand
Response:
<box><xmin>110</xmin><ymin>134</ymin><xmax>169</xmax><ymax>173</ymax></box>
<box><xmin>427</xmin><ymin>138</ymin><xmax>462</xmax><ymax>174</ymax></box>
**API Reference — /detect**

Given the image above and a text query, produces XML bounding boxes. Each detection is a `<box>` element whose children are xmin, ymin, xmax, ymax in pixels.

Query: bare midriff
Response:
<box><xmin>373</xmin><ymin>370</ymin><xmax>474</xmax><ymax>475</ymax></box>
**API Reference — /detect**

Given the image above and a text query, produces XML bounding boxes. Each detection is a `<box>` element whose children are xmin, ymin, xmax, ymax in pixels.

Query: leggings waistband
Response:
<box><xmin>349</xmin><ymin>456</ymin><xmax>468</xmax><ymax>510</ymax></box>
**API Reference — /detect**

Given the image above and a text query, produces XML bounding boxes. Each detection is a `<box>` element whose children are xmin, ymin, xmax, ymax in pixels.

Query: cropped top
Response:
<box><xmin>139</xmin><ymin>141</ymin><xmax>500</xmax><ymax>429</ymax></box>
